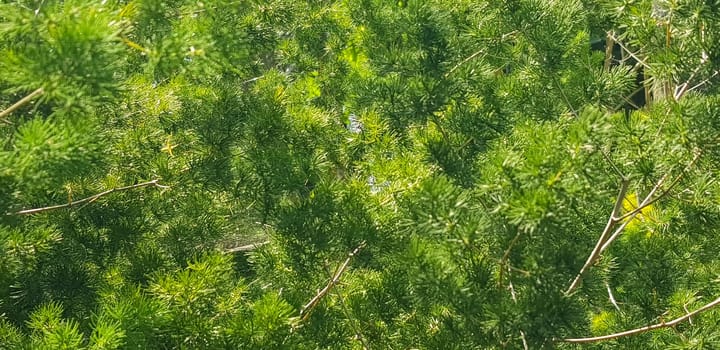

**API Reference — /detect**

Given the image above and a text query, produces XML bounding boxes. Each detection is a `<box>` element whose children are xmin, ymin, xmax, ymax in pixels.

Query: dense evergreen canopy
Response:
<box><xmin>1</xmin><ymin>0</ymin><xmax>720</xmax><ymax>348</ymax></box>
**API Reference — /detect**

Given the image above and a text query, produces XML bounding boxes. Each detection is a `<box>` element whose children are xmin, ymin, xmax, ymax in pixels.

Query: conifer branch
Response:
<box><xmin>225</xmin><ymin>241</ymin><xmax>270</xmax><ymax>253</ymax></box>
<box><xmin>567</xmin><ymin>149</ymin><xmax>701</xmax><ymax>294</ymax></box>
<box><xmin>561</xmin><ymin>295</ymin><xmax>720</xmax><ymax>343</ymax></box>
<box><xmin>552</xmin><ymin>76</ymin><xmax>578</xmax><ymax>118</ymax></box>
<box><xmin>683</xmin><ymin>70</ymin><xmax>719</xmax><ymax>96</ymax></box>
<box><xmin>608</xmin><ymin>32</ymin><xmax>650</xmax><ymax>69</ymax></box>
<box><xmin>606</xmin><ymin>282</ymin><xmax>620</xmax><ymax>311</ymax></box>
<box><xmin>498</xmin><ymin>230</ymin><xmax>523</xmax><ymax>287</ymax></box>
<box><xmin>565</xmin><ymin>178</ymin><xmax>629</xmax><ymax>295</ymax></box>
<box><xmin>600</xmin><ymin>150</ymin><xmax>701</xmax><ymax>252</ymax></box>
<box><xmin>331</xmin><ymin>280</ymin><xmax>371</xmax><ymax>350</ymax></box>
<box><xmin>603</xmin><ymin>31</ymin><xmax>615</xmax><ymax>72</ymax></box>
<box><xmin>674</xmin><ymin>65</ymin><xmax>702</xmax><ymax>100</ymax></box>
<box><xmin>0</xmin><ymin>88</ymin><xmax>44</xmax><ymax>123</ymax></box>
<box><xmin>601</xmin><ymin>150</ymin><xmax>625</xmax><ymax>179</ymax></box>
<box><xmin>9</xmin><ymin>180</ymin><xmax>168</xmax><ymax>216</ymax></box>
<box><xmin>300</xmin><ymin>242</ymin><xmax>366</xmax><ymax>321</ymax></box>
<box><xmin>445</xmin><ymin>49</ymin><xmax>486</xmax><ymax>77</ymax></box>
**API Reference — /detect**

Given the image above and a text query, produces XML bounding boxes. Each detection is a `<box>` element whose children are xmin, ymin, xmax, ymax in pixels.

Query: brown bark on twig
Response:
<box><xmin>9</xmin><ymin>179</ymin><xmax>168</xmax><ymax>216</ymax></box>
<box><xmin>598</xmin><ymin>151</ymin><xmax>701</xmax><ymax>253</ymax></box>
<box><xmin>333</xmin><ymin>281</ymin><xmax>371</xmax><ymax>350</ymax></box>
<box><xmin>566</xmin><ymin>150</ymin><xmax>701</xmax><ymax>295</ymax></box>
<box><xmin>616</xmin><ymin>151</ymin><xmax>702</xmax><ymax>223</ymax></box>
<box><xmin>498</xmin><ymin>230</ymin><xmax>523</xmax><ymax>288</ymax></box>
<box><xmin>0</xmin><ymin>88</ymin><xmax>44</xmax><ymax>123</ymax></box>
<box><xmin>604</xmin><ymin>32</ymin><xmax>615</xmax><ymax>72</ymax></box>
<box><xmin>225</xmin><ymin>241</ymin><xmax>270</xmax><ymax>253</ymax></box>
<box><xmin>565</xmin><ymin>178</ymin><xmax>629</xmax><ymax>295</ymax></box>
<box><xmin>608</xmin><ymin>32</ymin><xmax>650</xmax><ymax>69</ymax></box>
<box><xmin>561</xmin><ymin>296</ymin><xmax>720</xmax><ymax>343</ymax></box>
<box><xmin>684</xmin><ymin>70</ymin><xmax>719</xmax><ymax>95</ymax></box>
<box><xmin>300</xmin><ymin>241</ymin><xmax>366</xmax><ymax>321</ymax></box>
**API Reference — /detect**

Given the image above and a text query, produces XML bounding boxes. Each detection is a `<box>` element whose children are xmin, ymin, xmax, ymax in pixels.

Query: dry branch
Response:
<box><xmin>608</xmin><ymin>32</ymin><xmax>650</xmax><ymax>69</ymax></box>
<box><xmin>614</xmin><ymin>174</ymin><xmax>669</xmax><ymax>222</ymax></box>
<box><xmin>603</xmin><ymin>31</ymin><xmax>615</xmax><ymax>72</ymax></box>
<box><xmin>225</xmin><ymin>241</ymin><xmax>270</xmax><ymax>253</ymax></box>
<box><xmin>599</xmin><ymin>151</ymin><xmax>701</xmax><ymax>253</ymax></box>
<box><xmin>674</xmin><ymin>67</ymin><xmax>701</xmax><ymax>100</ymax></box>
<box><xmin>332</xmin><ymin>278</ymin><xmax>371</xmax><ymax>350</ymax></box>
<box><xmin>566</xmin><ymin>150</ymin><xmax>701</xmax><ymax>294</ymax></box>
<box><xmin>606</xmin><ymin>282</ymin><xmax>620</xmax><ymax>311</ymax></box>
<box><xmin>0</xmin><ymin>88</ymin><xmax>44</xmax><ymax>123</ymax></box>
<box><xmin>300</xmin><ymin>241</ymin><xmax>366</xmax><ymax>321</ymax></box>
<box><xmin>445</xmin><ymin>49</ymin><xmax>487</xmax><ymax>77</ymax></box>
<box><xmin>565</xmin><ymin>178</ymin><xmax>629</xmax><ymax>295</ymax></box>
<box><xmin>498</xmin><ymin>230</ymin><xmax>523</xmax><ymax>287</ymax></box>
<box><xmin>562</xmin><ymin>295</ymin><xmax>720</xmax><ymax>343</ymax></box>
<box><xmin>552</xmin><ymin>76</ymin><xmax>578</xmax><ymax>118</ymax></box>
<box><xmin>507</xmin><ymin>276</ymin><xmax>529</xmax><ymax>349</ymax></box>
<box><xmin>9</xmin><ymin>179</ymin><xmax>168</xmax><ymax>216</ymax></box>
<box><xmin>685</xmin><ymin>70</ymin><xmax>719</xmax><ymax>95</ymax></box>
<box><xmin>444</xmin><ymin>30</ymin><xmax>517</xmax><ymax>78</ymax></box>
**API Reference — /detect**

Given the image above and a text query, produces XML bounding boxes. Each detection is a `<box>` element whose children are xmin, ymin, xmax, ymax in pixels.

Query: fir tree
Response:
<box><xmin>1</xmin><ymin>0</ymin><xmax>719</xmax><ymax>348</ymax></box>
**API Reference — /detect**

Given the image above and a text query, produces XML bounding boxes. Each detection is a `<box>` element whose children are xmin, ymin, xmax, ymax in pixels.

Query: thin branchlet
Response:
<box><xmin>562</xmin><ymin>296</ymin><xmax>720</xmax><ymax>343</ymax></box>
<box><xmin>9</xmin><ymin>179</ymin><xmax>168</xmax><ymax>216</ymax></box>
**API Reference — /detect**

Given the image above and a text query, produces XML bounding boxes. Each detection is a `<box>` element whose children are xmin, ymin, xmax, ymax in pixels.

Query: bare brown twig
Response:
<box><xmin>552</xmin><ymin>76</ymin><xmax>579</xmax><ymax>118</ymax></box>
<box><xmin>601</xmin><ymin>150</ymin><xmax>625</xmax><ymax>179</ymax></box>
<box><xmin>445</xmin><ymin>49</ymin><xmax>487</xmax><ymax>77</ymax></box>
<box><xmin>498</xmin><ymin>230</ymin><xmax>523</xmax><ymax>287</ymax></box>
<box><xmin>674</xmin><ymin>67</ymin><xmax>701</xmax><ymax>100</ymax></box>
<box><xmin>9</xmin><ymin>179</ymin><xmax>168</xmax><ymax>216</ymax></box>
<box><xmin>300</xmin><ymin>241</ymin><xmax>366</xmax><ymax>321</ymax></box>
<box><xmin>444</xmin><ymin>30</ymin><xmax>517</xmax><ymax>78</ymax></box>
<box><xmin>566</xmin><ymin>150</ymin><xmax>701</xmax><ymax>294</ymax></box>
<box><xmin>565</xmin><ymin>178</ymin><xmax>629</xmax><ymax>295</ymax></box>
<box><xmin>561</xmin><ymin>295</ymin><xmax>720</xmax><ymax>343</ymax></box>
<box><xmin>331</xmin><ymin>279</ymin><xmax>371</xmax><ymax>350</ymax></box>
<box><xmin>225</xmin><ymin>241</ymin><xmax>270</xmax><ymax>253</ymax></box>
<box><xmin>507</xmin><ymin>279</ymin><xmax>529</xmax><ymax>349</ymax></box>
<box><xmin>608</xmin><ymin>32</ymin><xmax>650</xmax><ymax>69</ymax></box>
<box><xmin>685</xmin><ymin>70</ymin><xmax>719</xmax><ymax>95</ymax></box>
<box><xmin>599</xmin><ymin>151</ymin><xmax>701</xmax><ymax>253</ymax></box>
<box><xmin>606</xmin><ymin>282</ymin><xmax>620</xmax><ymax>311</ymax></box>
<box><xmin>603</xmin><ymin>31</ymin><xmax>615</xmax><ymax>72</ymax></box>
<box><xmin>596</xmin><ymin>172</ymin><xmax>670</xmax><ymax>253</ymax></box>
<box><xmin>0</xmin><ymin>88</ymin><xmax>44</xmax><ymax>123</ymax></box>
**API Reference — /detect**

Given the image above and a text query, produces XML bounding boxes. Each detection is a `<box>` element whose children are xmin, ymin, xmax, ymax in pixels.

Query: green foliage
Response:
<box><xmin>1</xmin><ymin>0</ymin><xmax>720</xmax><ymax>348</ymax></box>
<box><xmin>0</xmin><ymin>1</ymin><xmax>125</xmax><ymax>111</ymax></box>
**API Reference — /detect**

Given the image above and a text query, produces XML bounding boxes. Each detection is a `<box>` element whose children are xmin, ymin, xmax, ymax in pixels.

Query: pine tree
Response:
<box><xmin>1</xmin><ymin>0</ymin><xmax>719</xmax><ymax>349</ymax></box>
